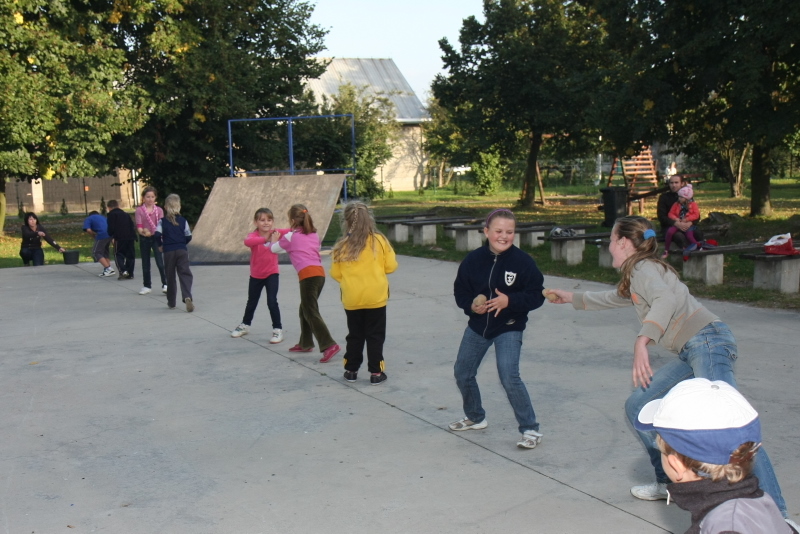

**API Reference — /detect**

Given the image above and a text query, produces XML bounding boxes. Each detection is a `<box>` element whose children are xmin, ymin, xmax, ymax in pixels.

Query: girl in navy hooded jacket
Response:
<box><xmin>449</xmin><ymin>209</ymin><xmax>546</xmax><ymax>449</ymax></box>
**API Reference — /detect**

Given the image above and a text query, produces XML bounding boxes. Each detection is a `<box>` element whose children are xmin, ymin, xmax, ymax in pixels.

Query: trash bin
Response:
<box><xmin>600</xmin><ymin>187</ymin><xmax>629</xmax><ymax>227</ymax></box>
<box><xmin>62</xmin><ymin>250</ymin><xmax>80</xmax><ymax>265</ymax></box>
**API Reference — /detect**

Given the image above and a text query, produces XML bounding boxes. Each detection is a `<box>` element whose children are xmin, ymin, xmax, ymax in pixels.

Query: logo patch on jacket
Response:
<box><xmin>505</xmin><ymin>271</ymin><xmax>517</xmax><ymax>286</ymax></box>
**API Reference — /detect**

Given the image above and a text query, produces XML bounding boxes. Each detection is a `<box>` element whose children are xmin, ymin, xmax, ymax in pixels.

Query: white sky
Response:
<box><xmin>309</xmin><ymin>0</ymin><xmax>484</xmax><ymax>102</ymax></box>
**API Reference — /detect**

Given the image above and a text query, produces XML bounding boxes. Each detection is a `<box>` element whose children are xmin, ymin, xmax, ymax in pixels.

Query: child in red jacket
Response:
<box><xmin>662</xmin><ymin>184</ymin><xmax>700</xmax><ymax>258</ymax></box>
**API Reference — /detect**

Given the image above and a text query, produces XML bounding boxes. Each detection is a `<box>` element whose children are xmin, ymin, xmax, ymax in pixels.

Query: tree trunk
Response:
<box><xmin>733</xmin><ymin>146</ymin><xmax>748</xmax><ymax>198</ymax></box>
<box><xmin>713</xmin><ymin>151</ymin><xmax>737</xmax><ymax>197</ymax></box>
<box><xmin>750</xmin><ymin>144</ymin><xmax>772</xmax><ymax>217</ymax></box>
<box><xmin>535</xmin><ymin>162</ymin><xmax>547</xmax><ymax>206</ymax></box>
<box><xmin>520</xmin><ymin>132</ymin><xmax>543</xmax><ymax>208</ymax></box>
<box><xmin>0</xmin><ymin>177</ymin><xmax>6</xmax><ymax>234</ymax></box>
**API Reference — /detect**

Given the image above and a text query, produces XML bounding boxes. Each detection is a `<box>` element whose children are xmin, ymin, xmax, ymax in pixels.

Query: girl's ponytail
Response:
<box><xmin>615</xmin><ymin>216</ymin><xmax>677</xmax><ymax>298</ymax></box>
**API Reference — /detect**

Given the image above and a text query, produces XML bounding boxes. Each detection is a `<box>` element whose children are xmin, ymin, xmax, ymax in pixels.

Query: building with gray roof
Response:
<box><xmin>306</xmin><ymin>58</ymin><xmax>429</xmax><ymax>192</ymax></box>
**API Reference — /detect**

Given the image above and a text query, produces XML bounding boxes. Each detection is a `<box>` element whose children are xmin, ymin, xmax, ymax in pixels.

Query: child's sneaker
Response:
<box><xmin>288</xmin><ymin>344</ymin><xmax>313</xmax><ymax>353</ymax></box>
<box><xmin>184</xmin><ymin>297</ymin><xmax>194</xmax><ymax>312</ymax></box>
<box><xmin>99</xmin><ymin>267</ymin><xmax>116</xmax><ymax>277</ymax></box>
<box><xmin>630</xmin><ymin>482</ymin><xmax>669</xmax><ymax>501</ymax></box>
<box><xmin>118</xmin><ymin>271</ymin><xmax>129</xmax><ymax>280</ymax></box>
<box><xmin>319</xmin><ymin>344</ymin><xmax>340</xmax><ymax>363</ymax></box>
<box><xmin>270</xmin><ymin>329</ymin><xmax>283</xmax><ymax>344</ymax></box>
<box><xmin>162</xmin><ymin>285</ymin><xmax>168</xmax><ymax>293</ymax></box>
<box><xmin>370</xmin><ymin>372</ymin><xmax>387</xmax><ymax>385</ymax></box>
<box><xmin>343</xmin><ymin>370</ymin><xmax>358</xmax><ymax>382</ymax></box>
<box><xmin>139</xmin><ymin>287</ymin><xmax>151</xmax><ymax>295</ymax></box>
<box><xmin>231</xmin><ymin>324</ymin><xmax>249</xmax><ymax>338</ymax></box>
<box><xmin>517</xmin><ymin>429</ymin><xmax>543</xmax><ymax>449</ymax></box>
<box><xmin>448</xmin><ymin>418</ymin><xmax>488</xmax><ymax>431</ymax></box>
<box><xmin>684</xmin><ymin>243</ymin><xmax>698</xmax><ymax>253</ymax></box>
<box><xmin>660</xmin><ymin>251</ymin><xmax>669</xmax><ymax>259</ymax></box>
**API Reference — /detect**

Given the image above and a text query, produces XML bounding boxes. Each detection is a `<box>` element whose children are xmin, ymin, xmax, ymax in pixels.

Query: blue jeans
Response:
<box><xmin>242</xmin><ymin>274</ymin><xmax>281</xmax><ymax>329</ymax></box>
<box><xmin>624</xmin><ymin>321</ymin><xmax>787</xmax><ymax>516</ymax></box>
<box><xmin>139</xmin><ymin>235</ymin><xmax>166</xmax><ymax>289</ymax></box>
<box><xmin>454</xmin><ymin>327</ymin><xmax>539</xmax><ymax>434</ymax></box>
<box><xmin>20</xmin><ymin>247</ymin><xmax>44</xmax><ymax>266</ymax></box>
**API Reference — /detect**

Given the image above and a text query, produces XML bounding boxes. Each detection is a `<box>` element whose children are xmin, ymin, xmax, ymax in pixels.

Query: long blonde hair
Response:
<box><xmin>614</xmin><ymin>215</ymin><xmax>677</xmax><ymax>298</ymax></box>
<box><xmin>332</xmin><ymin>201</ymin><xmax>385</xmax><ymax>262</ymax></box>
<box><xmin>164</xmin><ymin>194</ymin><xmax>181</xmax><ymax>226</ymax></box>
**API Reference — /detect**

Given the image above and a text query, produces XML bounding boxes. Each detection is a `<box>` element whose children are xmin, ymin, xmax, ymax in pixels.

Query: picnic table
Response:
<box><xmin>377</xmin><ymin>215</ymin><xmax>469</xmax><ymax>242</ymax></box>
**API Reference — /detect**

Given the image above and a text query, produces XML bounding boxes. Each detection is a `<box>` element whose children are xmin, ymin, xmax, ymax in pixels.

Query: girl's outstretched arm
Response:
<box><xmin>632</xmin><ymin>335</ymin><xmax>654</xmax><ymax>388</ymax></box>
<box><xmin>544</xmin><ymin>289</ymin><xmax>573</xmax><ymax>304</ymax></box>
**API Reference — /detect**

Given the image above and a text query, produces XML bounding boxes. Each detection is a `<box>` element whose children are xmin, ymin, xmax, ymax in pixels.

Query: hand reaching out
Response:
<box><xmin>543</xmin><ymin>289</ymin><xmax>573</xmax><ymax>304</ymax></box>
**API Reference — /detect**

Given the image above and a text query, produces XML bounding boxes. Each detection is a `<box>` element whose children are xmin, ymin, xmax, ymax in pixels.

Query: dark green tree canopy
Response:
<box><xmin>433</xmin><ymin>0</ymin><xmax>607</xmax><ymax>207</ymax></box>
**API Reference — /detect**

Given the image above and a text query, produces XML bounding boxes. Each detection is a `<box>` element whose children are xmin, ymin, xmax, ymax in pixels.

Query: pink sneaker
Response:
<box><xmin>288</xmin><ymin>344</ymin><xmax>313</xmax><ymax>353</ymax></box>
<box><xmin>319</xmin><ymin>344</ymin><xmax>340</xmax><ymax>363</ymax></box>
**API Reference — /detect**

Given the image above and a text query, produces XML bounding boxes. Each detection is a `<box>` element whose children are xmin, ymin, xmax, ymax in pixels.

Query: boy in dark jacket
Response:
<box><xmin>635</xmin><ymin>378</ymin><xmax>797</xmax><ymax>534</ymax></box>
<box><xmin>106</xmin><ymin>199</ymin><xmax>137</xmax><ymax>280</ymax></box>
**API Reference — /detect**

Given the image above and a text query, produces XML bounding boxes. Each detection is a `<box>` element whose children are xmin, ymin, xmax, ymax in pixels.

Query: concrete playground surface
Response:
<box><xmin>1</xmin><ymin>255</ymin><xmax>798</xmax><ymax>533</ymax></box>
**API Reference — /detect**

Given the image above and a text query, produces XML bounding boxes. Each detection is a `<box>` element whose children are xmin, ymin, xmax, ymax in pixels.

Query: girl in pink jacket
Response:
<box><xmin>230</xmin><ymin>208</ymin><xmax>288</xmax><ymax>343</ymax></box>
<box><xmin>270</xmin><ymin>204</ymin><xmax>340</xmax><ymax>363</ymax></box>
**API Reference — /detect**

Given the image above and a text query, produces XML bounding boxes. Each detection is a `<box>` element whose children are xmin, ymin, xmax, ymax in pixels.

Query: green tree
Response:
<box><xmin>110</xmin><ymin>0</ymin><xmax>327</xmax><ymax>220</ymax></box>
<box><xmin>433</xmin><ymin>0</ymin><xmax>606</xmax><ymax>208</ymax></box>
<box><xmin>471</xmin><ymin>151</ymin><xmax>506</xmax><ymax>195</ymax></box>
<box><xmin>0</xmin><ymin>1</ymin><xmax>147</xmax><ymax>228</ymax></box>
<box><xmin>592</xmin><ymin>0</ymin><xmax>800</xmax><ymax>216</ymax></box>
<box><xmin>301</xmin><ymin>83</ymin><xmax>399</xmax><ymax>200</ymax></box>
<box><xmin>422</xmin><ymin>98</ymin><xmax>473</xmax><ymax>187</ymax></box>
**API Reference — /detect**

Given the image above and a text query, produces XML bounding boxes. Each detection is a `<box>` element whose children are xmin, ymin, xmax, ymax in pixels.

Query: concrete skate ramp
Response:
<box><xmin>190</xmin><ymin>174</ymin><xmax>345</xmax><ymax>264</ymax></box>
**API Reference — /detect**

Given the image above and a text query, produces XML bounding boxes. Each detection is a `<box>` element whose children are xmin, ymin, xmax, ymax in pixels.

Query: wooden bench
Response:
<box><xmin>444</xmin><ymin>222</ymin><xmax>557</xmax><ymax>252</ymax></box>
<box><xmin>740</xmin><ymin>253</ymin><xmax>800</xmax><ymax>293</ymax></box>
<box><xmin>402</xmin><ymin>217</ymin><xmax>481</xmax><ymax>246</ymax></box>
<box><xmin>548</xmin><ymin>230</ymin><xmax>610</xmax><ymax>265</ymax></box>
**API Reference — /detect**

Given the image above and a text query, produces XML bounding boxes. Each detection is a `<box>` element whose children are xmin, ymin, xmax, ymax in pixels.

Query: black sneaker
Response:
<box><xmin>370</xmin><ymin>372</ymin><xmax>387</xmax><ymax>385</ymax></box>
<box><xmin>343</xmin><ymin>370</ymin><xmax>358</xmax><ymax>382</ymax></box>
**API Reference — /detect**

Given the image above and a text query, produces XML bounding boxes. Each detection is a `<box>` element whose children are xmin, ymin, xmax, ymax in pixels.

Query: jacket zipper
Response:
<box><xmin>483</xmin><ymin>254</ymin><xmax>498</xmax><ymax>337</ymax></box>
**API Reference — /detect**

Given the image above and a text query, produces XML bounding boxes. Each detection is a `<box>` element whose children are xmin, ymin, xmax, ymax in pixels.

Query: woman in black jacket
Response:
<box><xmin>19</xmin><ymin>212</ymin><xmax>64</xmax><ymax>266</ymax></box>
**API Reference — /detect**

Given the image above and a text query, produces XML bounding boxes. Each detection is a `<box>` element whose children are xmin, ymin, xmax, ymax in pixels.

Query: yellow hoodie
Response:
<box><xmin>330</xmin><ymin>234</ymin><xmax>398</xmax><ymax>310</ymax></box>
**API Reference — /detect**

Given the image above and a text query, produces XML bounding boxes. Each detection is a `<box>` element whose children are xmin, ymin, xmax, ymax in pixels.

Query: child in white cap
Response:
<box><xmin>636</xmin><ymin>378</ymin><xmax>797</xmax><ymax>534</ymax></box>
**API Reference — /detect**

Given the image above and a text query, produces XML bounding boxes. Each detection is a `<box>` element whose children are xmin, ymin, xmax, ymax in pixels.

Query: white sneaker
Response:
<box><xmin>270</xmin><ymin>328</ymin><xmax>284</xmax><ymax>344</ymax></box>
<box><xmin>162</xmin><ymin>285</ymin><xmax>168</xmax><ymax>293</ymax></box>
<box><xmin>448</xmin><ymin>418</ymin><xmax>488</xmax><ymax>431</ymax></box>
<box><xmin>231</xmin><ymin>324</ymin><xmax>249</xmax><ymax>338</ymax></box>
<box><xmin>630</xmin><ymin>482</ymin><xmax>669</xmax><ymax>501</ymax></box>
<box><xmin>517</xmin><ymin>429</ymin><xmax>543</xmax><ymax>449</ymax></box>
<box><xmin>99</xmin><ymin>268</ymin><xmax>116</xmax><ymax>277</ymax></box>
<box><xmin>139</xmin><ymin>287</ymin><xmax>152</xmax><ymax>295</ymax></box>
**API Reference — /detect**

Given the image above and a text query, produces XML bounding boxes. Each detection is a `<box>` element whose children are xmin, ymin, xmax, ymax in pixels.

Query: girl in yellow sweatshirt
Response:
<box><xmin>330</xmin><ymin>202</ymin><xmax>398</xmax><ymax>385</ymax></box>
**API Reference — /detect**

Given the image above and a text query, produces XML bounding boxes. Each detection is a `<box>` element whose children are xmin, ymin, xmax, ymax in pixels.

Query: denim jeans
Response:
<box><xmin>20</xmin><ymin>247</ymin><xmax>44</xmax><ymax>266</ymax></box>
<box><xmin>242</xmin><ymin>274</ymin><xmax>281</xmax><ymax>329</ymax></box>
<box><xmin>139</xmin><ymin>235</ymin><xmax>166</xmax><ymax>289</ymax></box>
<box><xmin>624</xmin><ymin>321</ymin><xmax>787</xmax><ymax>516</ymax></box>
<box><xmin>453</xmin><ymin>327</ymin><xmax>539</xmax><ymax>434</ymax></box>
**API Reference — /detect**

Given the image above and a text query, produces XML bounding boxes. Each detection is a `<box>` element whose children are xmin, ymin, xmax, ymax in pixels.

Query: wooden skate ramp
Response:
<box><xmin>190</xmin><ymin>174</ymin><xmax>345</xmax><ymax>264</ymax></box>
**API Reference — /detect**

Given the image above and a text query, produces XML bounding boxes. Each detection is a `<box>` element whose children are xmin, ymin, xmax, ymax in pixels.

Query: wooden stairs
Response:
<box><xmin>606</xmin><ymin>147</ymin><xmax>661</xmax><ymax>213</ymax></box>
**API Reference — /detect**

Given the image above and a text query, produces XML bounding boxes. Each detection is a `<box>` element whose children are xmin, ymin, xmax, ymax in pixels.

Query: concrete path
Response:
<box><xmin>1</xmin><ymin>255</ymin><xmax>798</xmax><ymax>533</ymax></box>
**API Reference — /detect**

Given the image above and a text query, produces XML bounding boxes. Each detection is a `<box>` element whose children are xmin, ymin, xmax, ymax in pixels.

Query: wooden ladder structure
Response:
<box><xmin>606</xmin><ymin>147</ymin><xmax>661</xmax><ymax>213</ymax></box>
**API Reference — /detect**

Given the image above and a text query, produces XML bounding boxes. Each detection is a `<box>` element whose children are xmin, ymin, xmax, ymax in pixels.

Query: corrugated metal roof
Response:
<box><xmin>305</xmin><ymin>58</ymin><xmax>429</xmax><ymax>123</ymax></box>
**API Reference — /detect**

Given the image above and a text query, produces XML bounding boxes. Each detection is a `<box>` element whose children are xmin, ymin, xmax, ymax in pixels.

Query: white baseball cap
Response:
<box><xmin>634</xmin><ymin>378</ymin><xmax>761</xmax><ymax>465</ymax></box>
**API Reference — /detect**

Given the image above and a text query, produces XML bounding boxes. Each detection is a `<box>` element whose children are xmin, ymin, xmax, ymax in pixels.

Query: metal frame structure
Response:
<box><xmin>227</xmin><ymin>114</ymin><xmax>357</xmax><ymax>197</ymax></box>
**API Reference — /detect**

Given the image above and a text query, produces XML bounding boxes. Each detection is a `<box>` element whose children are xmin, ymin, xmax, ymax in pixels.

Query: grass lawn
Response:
<box><xmin>4</xmin><ymin>179</ymin><xmax>800</xmax><ymax>309</ymax></box>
